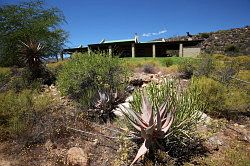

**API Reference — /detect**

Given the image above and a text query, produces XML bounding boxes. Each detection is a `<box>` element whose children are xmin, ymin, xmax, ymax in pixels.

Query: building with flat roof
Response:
<box><xmin>62</xmin><ymin>36</ymin><xmax>204</xmax><ymax>58</ymax></box>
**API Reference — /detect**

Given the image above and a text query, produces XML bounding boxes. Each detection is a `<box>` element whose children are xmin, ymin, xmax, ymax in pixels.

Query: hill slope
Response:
<box><xmin>155</xmin><ymin>26</ymin><xmax>250</xmax><ymax>55</ymax></box>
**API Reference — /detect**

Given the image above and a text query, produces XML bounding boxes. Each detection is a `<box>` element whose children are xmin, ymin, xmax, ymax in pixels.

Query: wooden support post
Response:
<box><xmin>152</xmin><ymin>44</ymin><xmax>156</xmax><ymax>58</ymax></box>
<box><xmin>179</xmin><ymin>43</ymin><xmax>183</xmax><ymax>57</ymax></box>
<box><xmin>88</xmin><ymin>47</ymin><xmax>91</xmax><ymax>55</ymax></box>
<box><xmin>132</xmin><ymin>43</ymin><xmax>135</xmax><ymax>58</ymax></box>
<box><xmin>108</xmin><ymin>45</ymin><xmax>112</xmax><ymax>56</ymax></box>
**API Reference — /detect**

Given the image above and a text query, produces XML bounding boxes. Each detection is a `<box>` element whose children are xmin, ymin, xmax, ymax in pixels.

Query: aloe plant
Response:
<box><xmin>94</xmin><ymin>90</ymin><xmax>127</xmax><ymax>121</ymax></box>
<box><xmin>18</xmin><ymin>39</ymin><xmax>45</xmax><ymax>79</ymax></box>
<box><xmin>119</xmin><ymin>92</ymin><xmax>175</xmax><ymax>165</ymax></box>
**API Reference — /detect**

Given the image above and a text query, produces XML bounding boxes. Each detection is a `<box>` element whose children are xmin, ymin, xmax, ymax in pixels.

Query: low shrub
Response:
<box><xmin>224</xmin><ymin>87</ymin><xmax>249</xmax><ymax>111</ymax></box>
<box><xmin>163</xmin><ymin>58</ymin><xmax>174</xmax><ymax>67</ymax></box>
<box><xmin>225</xmin><ymin>44</ymin><xmax>239</xmax><ymax>54</ymax></box>
<box><xmin>233</xmin><ymin>55</ymin><xmax>250</xmax><ymax>70</ymax></box>
<box><xmin>236</xmin><ymin>70</ymin><xmax>250</xmax><ymax>90</ymax></box>
<box><xmin>178</xmin><ymin>58</ymin><xmax>197</xmax><ymax>79</ymax></box>
<box><xmin>131</xmin><ymin>81</ymin><xmax>204</xmax><ymax>142</ymax></box>
<box><xmin>213</xmin><ymin>60</ymin><xmax>240</xmax><ymax>85</ymax></box>
<box><xmin>0</xmin><ymin>90</ymin><xmax>53</xmax><ymax>141</ymax></box>
<box><xmin>0</xmin><ymin>67</ymin><xmax>11</xmax><ymax>89</ymax></box>
<box><xmin>8</xmin><ymin>69</ymin><xmax>44</xmax><ymax>92</ymax></box>
<box><xmin>47</xmin><ymin>60</ymin><xmax>67</xmax><ymax>76</ymax></box>
<box><xmin>57</xmin><ymin>52</ymin><xmax>129</xmax><ymax>118</ymax></box>
<box><xmin>195</xmin><ymin>54</ymin><xmax>215</xmax><ymax>77</ymax></box>
<box><xmin>200</xmin><ymin>33</ymin><xmax>210</xmax><ymax>39</ymax></box>
<box><xmin>190</xmin><ymin>77</ymin><xmax>226</xmax><ymax>113</ymax></box>
<box><xmin>212</xmin><ymin>54</ymin><xmax>231</xmax><ymax>61</ymax></box>
<box><xmin>190</xmin><ymin>76</ymin><xmax>250</xmax><ymax>116</ymax></box>
<box><xmin>143</xmin><ymin>63</ymin><xmax>157</xmax><ymax>74</ymax></box>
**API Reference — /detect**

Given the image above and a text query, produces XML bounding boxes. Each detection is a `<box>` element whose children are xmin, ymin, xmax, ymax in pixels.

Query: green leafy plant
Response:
<box><xmin>120</xmin><ymin>92</ymin><xmax>175</xmax><ymax>165</ymax></box>
<box><xmin>225</xmin><ymin>44</ymin><xmax>239</xmax><ymax>54</ymax></box>
<box><xmin>178</xmin><ymin>59</ymin><xmax>197</xmax><ymax>79</ymax></box>
<box><xmin>190</xmin><ymin>76</ymin><xmax>225</xmax><ymax>113</ymax></box>
<box><xmin>195</xmin><ymin>55</ymin><xmax>215</xmax><ymax>77</ymax></box>
<box><xmin>0</xmin><ymin>90</ymin><xmax>52</xmax><ymax>140</ymax></box>
<box><xmin>191</xmin><ymin>76</ymin><xmax>250</xmax><ymax>117</ymax></box>
<box><xmin>0</xmin><ymin>0</ymin><xmax>68</xmax><ymax>67</ymax></box>
<box><xmin>200</xmin><ymin>33</ymin><xmax>210</xmax><ymax>39</ymax></box>
<box><xmin>18</xmin><ymin>39</ymin><xmax>55</xmax><ymax>85</ymax></box>
<box><xmin>57</xmin><ymin>52</ymin><xmax>129</xmax><ymax>113</ymax></box>
<box><xmin>164</xmin><ymin>58</ymin><xmax>174</xmax><ymax>67</ymax></box>
<box><xmin>0</xmin><ymin>67</ymin><xmax>11</xmax><ymax>89</ymax></box>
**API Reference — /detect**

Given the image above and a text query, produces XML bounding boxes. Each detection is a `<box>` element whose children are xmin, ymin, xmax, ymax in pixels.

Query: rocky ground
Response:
<box><xmin>0</xmin><ymin>72</ymin><xmax>249</xmax><ymax>166</ymax></box>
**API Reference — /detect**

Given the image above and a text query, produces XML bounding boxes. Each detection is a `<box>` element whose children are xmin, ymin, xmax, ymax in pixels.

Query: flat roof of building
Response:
<box><xmin>63</xmin><ymin>38</ymin><xmax>204</xmax><ymax>53</ymax></box>
<box><xmin>88</xmin><ymin>39</ymin><xmax>136</xmax><ymax>46</ymax></box>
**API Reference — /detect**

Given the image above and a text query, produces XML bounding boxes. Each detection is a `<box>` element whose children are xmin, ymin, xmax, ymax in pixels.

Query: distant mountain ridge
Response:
<box><xmin>154</xmin><ymin>26</ymin><xmax>250</xmax><ymax>55</ymax></box>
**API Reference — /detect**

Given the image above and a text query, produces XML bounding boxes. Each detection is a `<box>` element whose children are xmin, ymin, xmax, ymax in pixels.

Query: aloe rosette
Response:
<box><xmin>120</xmin><ymin>92</ymin><xmax>175</xmax><ymax>165</ymax></box>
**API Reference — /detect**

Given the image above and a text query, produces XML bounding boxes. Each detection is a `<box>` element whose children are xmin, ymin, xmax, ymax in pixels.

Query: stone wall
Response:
<box><xmin>183</xmin><ymin>47</ymin><xmax>201</xmax><ymax>57</ymax></box>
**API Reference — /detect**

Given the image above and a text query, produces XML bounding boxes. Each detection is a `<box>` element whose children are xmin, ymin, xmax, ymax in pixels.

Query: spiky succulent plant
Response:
<box><xmin>94</xmin><ymin>90</ymin><xmax>127</xmax><ymax>121</ymax></box>
<box><xmin>119</xmin><ymin>92</ymin><xmax>175</xmax><ymax>165</ymax></box>
<box><xmin>18</xmin><ymin>39</ymin><xmax>45</xmax><ymax>79</ymax></box>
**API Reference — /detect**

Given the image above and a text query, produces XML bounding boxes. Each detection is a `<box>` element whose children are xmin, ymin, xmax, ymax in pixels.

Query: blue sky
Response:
<box><xmin>2</xmin><ymin>0</ymin><xmax>250</xmax><ymax>48</ymax></box>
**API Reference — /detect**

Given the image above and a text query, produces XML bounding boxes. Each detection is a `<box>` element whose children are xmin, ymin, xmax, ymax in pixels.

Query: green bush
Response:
<box><xmin>57</xmin><ymin>52</ymin><xmax>129</xmax><ymax>109</ymax></box>
<box><xmin>190</xmin><ymin>77</ymin><xmax>225</xmax><ymax>113</ymax></box>
<box><xmin>233</xmin><ymin>56</ymin><xmax>250</xmax><ymax>70</ymax></box>
<box><xmin>224</xmin><ymin>87</ymin><xmax>249</xmax><ymax>111</ymax></box>
<box><xmin>190</xmin><ymin>76</ymin><xmax>249</xmax><ymax>115</ymax></box>
<box><xmin>47</xmin><ymin>60</ymin><xmax>67</xmax><ymax>76</ymax></box>
<box><xmin>225</xmin><ymin>45</ymin><xmax>239</xmax><ymax>54</ymax></box>
<box><xmin>200</xmin><ymin>33</ymin><xmax>210</xmax><ymax>39</ymax></box>
<box><xmin>8</xmin><ymin>69</ymin><xmax>43</xmax><ymax>92</ymax></box>
<box><xmin>212</xmin><ymin>54</ymin><xmax>231</xmax><ymax>61</ymax></box>
<box><xmin>213</xmin><ymin>60</ymin><xmax>240</xmax><ymax>84</ymax></box>
<box><xmin>0</xmin><ymin>90</ymin><xmax>52</xmax><ymax>140</ymax></box>
<box><xmin>0</xmin><ymin>67</ymin><xmax>11</xmax><ymax>88</ymax></box>
<box><xmin>195</xmin><ymin>55</ymin><xmax>215</xmax><ymax>77</ymax></box>
<box><xmin>163</xmin><ymin>58</ymin><xmax>174</xmax><ymax>67</ymax></box>
<box><xmin>178</xmin><ymin>58</ymin><xmax>197</xmax><ymax>79</ymax></box>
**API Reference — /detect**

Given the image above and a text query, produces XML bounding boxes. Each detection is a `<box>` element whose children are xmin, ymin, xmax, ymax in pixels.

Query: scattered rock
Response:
<box><xmin>112</xmin><ymin>102</ymin><xmax>131</xmax><ymax>117</ymax></box>
<box><xmin>199</xmin><ymin>112</ymin><xmax>212</xmax><ymax>124</ymax></box>
<box><xmin>229</xmin><ymin>124</ymin><xmax>250</xmax><ymax>143</ymax></box>
<box><xmin>93</xmin><ymin>139</ymin><xmax>99</xmax><ymax>146</ymax></box>
<box><xmin>125</xmin><ymin>95</ymin><xmax>133</xmax><ymax>102</ymax></box>
<box><xmin>45</xmin><ymin>139</ymin><xmax>56</xmax><ymax>151</ymax></box>
<box><xmin>66</xmin><ymin>147</ymin><xmax>88</xmax><ymax>166</ymax></box>
<box><xmin>125</xmin><ymin>85</ymin><xmax>135</xmax><ymax>93</ymax></box>
<box><xmin>208</xmin><ymin>135</ymin><xmax>223</xmax><ymax>146</ymax></box>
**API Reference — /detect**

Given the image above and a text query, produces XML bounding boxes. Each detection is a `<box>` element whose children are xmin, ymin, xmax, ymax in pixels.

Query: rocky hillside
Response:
<box><xmin>200</xmin><ymin>26</ymin><xmax>250</xmax><ymax>55</ymax></box>
<box><xmin>155</xmin><ymin>26</ymin><xmax>250</xmax><ymax>55</ymax></box>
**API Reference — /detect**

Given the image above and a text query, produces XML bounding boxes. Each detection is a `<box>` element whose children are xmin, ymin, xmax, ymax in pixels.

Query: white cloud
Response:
<box><xmin>142</xmin><ymin>29</ymin><xmax>167</xmax><ymax>37</ymax></box>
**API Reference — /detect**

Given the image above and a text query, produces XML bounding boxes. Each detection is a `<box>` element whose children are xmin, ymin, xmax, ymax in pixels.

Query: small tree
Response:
<box><xmin>0</xmin><ymin>0</ymin><xmax>68</xmax><ymax>67</ymax></box>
